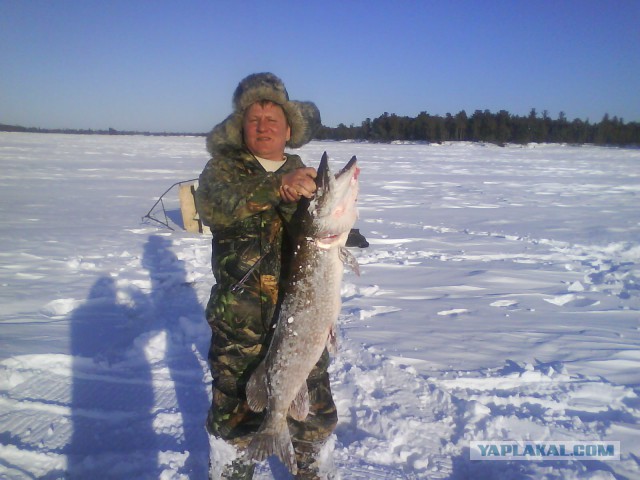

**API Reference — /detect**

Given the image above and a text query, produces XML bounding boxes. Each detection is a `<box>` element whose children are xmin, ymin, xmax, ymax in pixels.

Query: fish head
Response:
<box><xmin>308</xmin><ymin>152</ymin><xmax>359</xmax><ymax>248</ymax></box>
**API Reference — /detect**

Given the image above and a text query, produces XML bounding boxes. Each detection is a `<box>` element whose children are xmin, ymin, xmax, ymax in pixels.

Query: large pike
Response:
<box><xmin>245</xmin><ymin>152</ymin><xmax>360</xmax><ymax>474</ymax></box>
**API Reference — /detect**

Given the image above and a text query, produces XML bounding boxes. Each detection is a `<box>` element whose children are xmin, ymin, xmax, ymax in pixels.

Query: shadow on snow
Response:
<box><xmin>67</xmin><ymin>234</ymin><xmax>209</xmax><ymax>478</ymax></box>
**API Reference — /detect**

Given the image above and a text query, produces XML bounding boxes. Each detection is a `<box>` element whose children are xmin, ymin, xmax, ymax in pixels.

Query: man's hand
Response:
<box><xmin>280</xmin><ymin>167</ymin><xmax>317</xmax><ymax>203</ymax></box>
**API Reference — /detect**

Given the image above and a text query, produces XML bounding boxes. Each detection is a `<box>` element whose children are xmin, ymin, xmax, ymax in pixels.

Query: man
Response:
<box><xmin>195</xmin><ymin>73</ymin><xmax>337</xmax><ymax>479</ymax></box>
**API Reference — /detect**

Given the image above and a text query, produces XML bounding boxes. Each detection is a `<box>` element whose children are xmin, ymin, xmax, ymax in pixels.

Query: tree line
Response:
<box><xmin>3</xmin><ymin>108</ymin><xmax>639</xmax><ymax>145</ymax></box>
<box><xmin>315</xmin><ymin>109</ymin><xmax>640</xmax><ymax>146</ymax></box>
<box><xmin>0</xmin><ymin>124</ymin><xmax>201</xmax><ymax>137</ymax></box>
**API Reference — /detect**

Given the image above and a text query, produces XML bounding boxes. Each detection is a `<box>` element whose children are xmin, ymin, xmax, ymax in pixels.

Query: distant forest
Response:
<box><xmin>0</xmin><ymin>125</ymin><xmax>200</xmax><ymax>137</ymax></box>
<box><xmin>2</xmin><ymin>108</ymin><xmax>639</xmax><ymax>146</ymax></box>
<box><xmin>316</xmin><ymin>109</ymin><xmax>640</xmax><ymax>146</ymax></box>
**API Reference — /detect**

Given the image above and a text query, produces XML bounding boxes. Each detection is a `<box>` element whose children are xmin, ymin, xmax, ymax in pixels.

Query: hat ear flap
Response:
<box><xmin>287</xmin><ymin>101</ymin><xmax>321</xmax><ymax>148</ymax></box>
<box><xmin>206</xmin><ymin>112</ymin><xmax>243</xmax><ymax>155</ymax></box>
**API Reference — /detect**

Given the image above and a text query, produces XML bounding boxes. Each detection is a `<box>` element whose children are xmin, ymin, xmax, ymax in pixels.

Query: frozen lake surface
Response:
<box><xmin>1</xmin><ymin>133</ymin><xmax>639</xmax><ymax>479</ymax></box>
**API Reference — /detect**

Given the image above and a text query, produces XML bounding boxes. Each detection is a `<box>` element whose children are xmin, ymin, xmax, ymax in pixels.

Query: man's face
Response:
<box><xmin>243</xmin><ymin>101</ymin><xmax>291</xmax><ymax>161</ymax></box>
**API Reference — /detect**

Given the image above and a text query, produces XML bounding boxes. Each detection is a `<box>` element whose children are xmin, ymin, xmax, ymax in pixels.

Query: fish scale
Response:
<box><xmin>245</xmin><ymin>152</ymin><xmax>360</xmax><ymax>475</ymax></box>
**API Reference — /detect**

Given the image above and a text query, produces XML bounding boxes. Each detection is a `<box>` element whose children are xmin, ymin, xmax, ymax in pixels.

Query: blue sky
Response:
<box><xmin>1</xmin><ymin>0</ymin><xmax>638</xmax><ymax>132</ymax></box>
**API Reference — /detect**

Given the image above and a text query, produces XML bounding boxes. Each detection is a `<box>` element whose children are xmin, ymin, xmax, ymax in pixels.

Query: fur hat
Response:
<box><xmin>206</xmin><ymin>72</ymin><xmax>321</xmax><ymax>155</ymax></box>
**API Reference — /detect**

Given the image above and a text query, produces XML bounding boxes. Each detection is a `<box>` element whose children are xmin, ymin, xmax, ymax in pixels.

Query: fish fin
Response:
<box><xmin>288</xmin><ymin>382</ymin><xmax>310</xmax><ymax>421</ymax></box>
<box><xmin>339</xmin><ymin>247</ymin><xmax>360</xmax><ymax>276</ymax></box>
<box><xmin>246</xmin><ymin>421</ymin><xmax>297</xmax><ymax>475</ymax></box>
<box><xmin>246</xmin><ymin>361</ymin><xmax>268</xmax><ymax>412</ymax></box>
<box><xmin>327</xmin><ymin>324</ymin><xmax>339</xmax><ymax>354</ymax></box>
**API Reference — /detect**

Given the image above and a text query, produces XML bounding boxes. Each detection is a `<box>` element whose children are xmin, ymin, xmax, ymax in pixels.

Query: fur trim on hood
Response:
<box><xmin>206</xmin><ymin>72</ymin><xmax>321</xmax><ymax>155</ymax></box>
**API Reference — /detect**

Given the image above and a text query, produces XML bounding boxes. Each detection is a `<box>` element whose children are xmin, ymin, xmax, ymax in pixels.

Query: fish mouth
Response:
<box><xmin>315</xmin><ymin>152</ymin><xmax>358</xmax><ymax>191</ymax></box>
<box><xmin>337</xmin><ymin>155</ymin><xmax>359</xmax><ymax>179</ymax></box>
<box><xmin>307</xmin><ymin>152</ymin><xmax>359</xmax><ymax>248</ymax></box>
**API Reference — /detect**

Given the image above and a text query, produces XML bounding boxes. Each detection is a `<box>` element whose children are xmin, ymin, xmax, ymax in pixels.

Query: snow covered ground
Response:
<box><xmin>1</xmin><ymin>132</ymin><xmax>639</xmax><ymax>479</ymax></box>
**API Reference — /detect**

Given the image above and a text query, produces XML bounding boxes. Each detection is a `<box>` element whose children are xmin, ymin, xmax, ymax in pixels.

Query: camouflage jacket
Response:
<box><xmin>195</xmin><ymin>146</ymin><xmax>305</xmax><ymax>350</ymax></box>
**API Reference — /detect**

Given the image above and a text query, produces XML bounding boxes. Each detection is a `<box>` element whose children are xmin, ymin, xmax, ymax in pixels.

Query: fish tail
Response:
<box><xmin>246</xmin><ymin>420</ymin><xmax>297</xmax><ymax>475</ymax></box>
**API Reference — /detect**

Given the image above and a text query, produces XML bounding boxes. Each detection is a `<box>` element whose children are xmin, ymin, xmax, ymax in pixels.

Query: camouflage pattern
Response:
<box><xmin>196</xmin><ymin>146</ymin><xmax>337</xmax><ymax>478</ymax></box>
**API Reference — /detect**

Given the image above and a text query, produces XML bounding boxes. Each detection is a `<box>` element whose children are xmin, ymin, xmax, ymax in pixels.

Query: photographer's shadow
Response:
<box><xmin>68</xmin><ymin>276</ymin><xmax>157</xmax><ymax>477</ymax></box>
